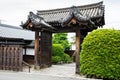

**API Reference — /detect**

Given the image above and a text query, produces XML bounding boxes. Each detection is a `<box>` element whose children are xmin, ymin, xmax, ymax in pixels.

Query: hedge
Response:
<box><xmin>62</xmin><ymin>53</ymin><xmax>71</xmax><ymax>63</ymax></box>
<box><xmin>80</xmin><ymin>29</ymin><xmax>120</xmax><ymax>80</ymax></box>
<box><xmin>52</xmin><ymin>56</ymin><xmax>61</xmax><ymax>64</ymax></box>
<box><xmin>52</xmin><ymin>44</ymin><xmax>64</xmax><ymax>57</ymax></box>
<box><xmin>52</xmin><ymin>44</ymin><xmax>71</xmax><ymax>64</ymax></box>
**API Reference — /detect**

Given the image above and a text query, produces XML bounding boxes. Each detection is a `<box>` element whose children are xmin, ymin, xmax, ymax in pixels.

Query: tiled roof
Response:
<box><xmin>21</xmin><ymin>12</ymin><xmax>56</xmax><ymax>31</ymax></box>
<box><xmin>0</xmin><ymin>24</ymin><xmax>34</xmax><ymax>40</ymax></box>
<box><xmin>37</xmin><ymin>1</ymin><xmax>105</xmax><ymax>27</ymax></box>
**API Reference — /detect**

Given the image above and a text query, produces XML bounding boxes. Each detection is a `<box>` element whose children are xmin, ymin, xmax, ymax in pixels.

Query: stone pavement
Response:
<box><xmin>0</xmin><ymin>63</ymin><xmax>101</xmax><ymax>80</ymax></box>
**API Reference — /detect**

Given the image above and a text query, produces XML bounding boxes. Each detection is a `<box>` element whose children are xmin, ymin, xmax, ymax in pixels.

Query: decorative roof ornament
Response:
<box><xmin>70</xmin><ymin>6</ymin><xmax>88</xmax><ymax>20</ymax></box>
<box><xmin>21</xmin><ymin>12</ymin><xmax>55</xmax><ymax>31</ymax></box>
<box><xmin>61</xmin><ymin>6</ymin><xmax>91</xmax><ymax>27</ymax></box>
<box><xmin>28</xmin><ymin>12</ymin><xmax>44</xmax><ymax>26</ymax></box>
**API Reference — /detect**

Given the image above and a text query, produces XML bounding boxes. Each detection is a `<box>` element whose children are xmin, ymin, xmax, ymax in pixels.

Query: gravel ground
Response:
<box><xmin>0</xmin><ymin>63</ymin><xmax>102</xmax><ymax>80</ymax></box>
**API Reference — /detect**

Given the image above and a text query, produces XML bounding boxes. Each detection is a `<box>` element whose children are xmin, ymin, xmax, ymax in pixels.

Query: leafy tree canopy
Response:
<box><xmin>52</xmin><ymin>33</ymin><xmax>70</xmax><ymax>51</ymax></box>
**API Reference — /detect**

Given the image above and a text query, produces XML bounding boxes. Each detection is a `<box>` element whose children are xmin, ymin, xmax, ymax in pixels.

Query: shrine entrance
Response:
<box><xmin>21</xmin><ymin>1</ymin><xmax>105</xmax><ymax>74</ymax></box>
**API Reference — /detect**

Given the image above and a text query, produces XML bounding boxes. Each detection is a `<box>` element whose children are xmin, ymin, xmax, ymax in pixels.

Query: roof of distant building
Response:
<box><xmin>0</xmin><ymin>23</ymin><xmax>34</xmax><ymax>40</ymax></box>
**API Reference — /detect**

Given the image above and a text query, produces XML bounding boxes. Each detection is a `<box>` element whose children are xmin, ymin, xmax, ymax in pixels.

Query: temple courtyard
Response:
<box><xmin>0</xmin><ymin>63</ymin><xmax>101</xmax><ymax>80</ymax></box>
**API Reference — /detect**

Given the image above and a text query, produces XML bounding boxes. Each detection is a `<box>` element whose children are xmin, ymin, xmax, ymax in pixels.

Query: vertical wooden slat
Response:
<box><xmin>11</xmin><ymin>47</ymin><xmax>14</xmax><ymax>70</ymax></box>
<box><xmin>19</xmin><ymin>47</ymin><xmax>23</xmax><ymax>71</ymax></box>
<box><xmin>21</xmin><ymin>47</ymin><xmax>23</xmax><ymax>71</ymax></box>
<box><xmin>3</xmin><ymin>46</ymin><xmax>5</xmax><ymax>70</ymax></box>
<box><xmin>11</xmin><ymin>47</ymin><xmax>14</xmax><ymax>71</ymax></box>
<box><xmin>5</xmin><ymin>47</ymin><xmax>7</xmax><ymax>70</ymax></box>
<box><xmin>14</xmin><ymin>47</ymin><xmax>16</xmax><ymax>71</ymax></box>
<box><xmin>14</xmin><ymin>47</ymin><xmax>17</xmax><ymax>71</ymax></box>
<box><xmin>17</xmin><ymin>47</ymin><xmax>19</xmax><ymax>71</ymax></box>
<box><xmin>75</xmin><ymin>30</ymin><xmax>80</xmax><ymax>74</ymax></box>
<box><xmin>6</xmin><ymin>47</ymin><xmax>9</xmax><ymax>70</ymax></box>
<box><xmin>3</xmin><ymin>47</ymin><xmax>6</xmax><ymax>70</ymax></box>
<box><xmin>0</xmin><ymin>46</ymin><xmax>2</xmax><ymax>69</ymax></box>
<box><xmin>6</xmin><ymin>47</ymin><xmax>8</xmax><ymax>70</ymax></box>
<box><xmin>1</xmin><ymin>47</ymin><xmax>4</xmax><ymax>70</ymax></box>
<box><xmin>16</xmin><ymin>47</ymin><xmax>18</xmax><ymax>71</ymax></box>
<box><xmin>16</xmin><ymin>46</ymin><xmax>20</xmax><ymax>71</ymax></box>
<box><xmin>9</xmin><ymin>47</ymin><xmax>12</xmax><ymax>70</ymax></box>
<box><xmin>8</xmin><ymin>47</ymin><xmax>10</xmax><ymax>70</ymax></box>
<box><xmin>13</xmin><ymin>47</ymin><xmax>15</xmax><ymax>71</ymax></box>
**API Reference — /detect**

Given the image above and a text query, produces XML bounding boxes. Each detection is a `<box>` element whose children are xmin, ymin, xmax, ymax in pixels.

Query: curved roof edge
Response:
<box><xmin>37</xmin><ymin>1</ymin><xmax>103</xmax><ymax>14</ymax></box>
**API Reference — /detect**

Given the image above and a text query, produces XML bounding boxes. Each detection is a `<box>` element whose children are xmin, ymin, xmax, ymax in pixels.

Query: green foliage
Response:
<box><xmin>52</xmin><ymin>44</ymin><xmax>71</xmax><ymax>64</ymax></box>
<box><xmin>62</xmin><ymin>54</ymin><xmax>71</xmax><ymax>63</ymax></box>
<box><xmin>52</xmin><ymin>33</ymin><xmax>70</xmax><ymax>51</ymax></box>
<box><xmin>52</xmin><ymin>56</ymin><xmax>61</xmax><ymax>64</ymax></box>
<box><xmin>52</xmin><ymin>44</ymin><xmax>64</xmax><ymax>57</ymax></box>
<box><xmin>80</xmin><ymin>29</ymin><xmax>120</xmax><ymax>80</ymax></box>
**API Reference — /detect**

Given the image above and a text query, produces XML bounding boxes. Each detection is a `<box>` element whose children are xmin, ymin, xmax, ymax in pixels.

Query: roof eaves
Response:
<box><xmin>77</xmin><ymin>1</ymin><xmax>103</xmax><ymax>9</ymax></box>
<box><xmin>21</xmin><ymin>12</ymin><xmax>56</xmax><ymax>31</ymax></box>
<box><xmin>61</xmin><ymin>6</ymin><xmax>90</xmax><ymax>27</ymax></box>
<box><xmin>37</xmin><ymin>1</ymin><xmax>103</xmax><ymax>14</ymax></box>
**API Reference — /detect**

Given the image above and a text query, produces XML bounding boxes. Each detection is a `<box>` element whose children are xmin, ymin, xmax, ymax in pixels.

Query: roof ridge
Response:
<box><xmin>0</xmin><ymin>23</ymin><xmax>22</xmax><ymax>30</ymax></box>
<box><xmin>37</xmin><ymin>1</ymin><xmax>103</xmax><ymax>14</ymax></box>
<box><xmin>78</xmin><ymin>1</ymin><xmax>103</xmax><ymax>8</ymax></box>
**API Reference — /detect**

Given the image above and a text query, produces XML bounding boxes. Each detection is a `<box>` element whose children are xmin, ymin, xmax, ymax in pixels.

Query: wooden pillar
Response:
<box><xmin>40</xmin><ymin>31</ymin><xmax>52</xmax><ymax>68</ymax></box>
<box><xmin>75</xmin><ymin>29</ymin><xmax>80</xmax><ymax>74</ymax></box>
<box><xmin>34</xmin><ymin>31</ymin><xmax>40</xmax><ymax>69</ymax></box>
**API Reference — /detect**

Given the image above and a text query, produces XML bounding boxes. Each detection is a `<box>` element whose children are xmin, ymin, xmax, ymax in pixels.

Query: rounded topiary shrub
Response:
<box><xmin>80</xmin><ymin>29</ymin><xmax>120</xmax><ymax>79</ymax></box>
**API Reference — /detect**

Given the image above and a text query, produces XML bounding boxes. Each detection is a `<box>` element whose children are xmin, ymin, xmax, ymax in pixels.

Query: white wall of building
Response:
<box><xmin>23</xmin><ymin>48</ymin><xmax>34</xmax><ymax>55</ymax></box>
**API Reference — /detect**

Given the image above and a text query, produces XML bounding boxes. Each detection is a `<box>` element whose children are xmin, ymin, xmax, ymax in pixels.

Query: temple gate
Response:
<box><xmin>21</xmin><ymin>1</ymin><xmax>105</xmax><ymax>73</ymax></box>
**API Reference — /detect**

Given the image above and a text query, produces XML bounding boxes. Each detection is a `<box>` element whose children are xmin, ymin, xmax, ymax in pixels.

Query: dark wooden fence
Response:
<box><xmin>0</xmin><ymin>45</ymin><xmax>23</xmax><ymax>71</ymax></box>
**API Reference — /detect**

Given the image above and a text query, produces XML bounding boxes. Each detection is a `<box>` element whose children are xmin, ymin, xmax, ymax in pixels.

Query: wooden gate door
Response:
<box><xmin>0</xmin><ymin>45</ymin><xmax>23</xmax><ymax>71</ymax></box>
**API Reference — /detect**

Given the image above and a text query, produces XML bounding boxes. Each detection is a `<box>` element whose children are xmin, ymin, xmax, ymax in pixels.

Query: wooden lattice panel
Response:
<box><xmin>0</xmin><ymin>45</ymin><xmax>23</xmax><ymax>71</ymax></box>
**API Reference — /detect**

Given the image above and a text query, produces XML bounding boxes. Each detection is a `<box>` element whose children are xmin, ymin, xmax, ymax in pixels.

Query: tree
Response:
<box><xmin>52</xmin><ymin>33</ymin><xmax>70</xmax><ymax>51</ymax></box>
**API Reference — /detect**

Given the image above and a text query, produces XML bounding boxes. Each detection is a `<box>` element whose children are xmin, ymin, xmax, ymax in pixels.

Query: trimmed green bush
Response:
<box><xmin>52</xmin><ymin>44</ymin><xmax>71</xmax><ymax>64</ymax></box>
<box><xmin>52</xmin><ymin>56</ymin><xmax>61</xmax><ymax>64</ymax></box>
<box><xmin>62</xmin><ymin>54</ymin><xmax>71</xmax><ymax>63</ymax></box>
<box><xmin>80</xmin><ymin>29</ymin><xmax>120</xmax><ymax>79</ymax></box>
<box><xmin>52</xmin><ymin>44</ymin><xmax>64</xmax><ymax>57</ymax></box>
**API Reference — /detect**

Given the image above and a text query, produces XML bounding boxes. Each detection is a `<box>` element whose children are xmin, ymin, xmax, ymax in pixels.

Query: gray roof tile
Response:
<box><xmin>0</xmin><ymin>24</ymin><xmax>34</xmax><ymax>40</ymax></box>
<box><xmin>37</xmin><ymin>1</ymin><xmax>104</xmax><ymax>24</ymax></box>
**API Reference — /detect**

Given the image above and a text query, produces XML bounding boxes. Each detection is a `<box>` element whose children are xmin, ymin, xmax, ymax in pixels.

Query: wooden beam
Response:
<box><xmin>75</xmin><ymin>29</ymin><xmax>80</xmax><ymax>74</ymax></box>
<box><xmin>34</xmin><ymin>31</ymin><xmax>40</xmax><ymax>69</ymax></box>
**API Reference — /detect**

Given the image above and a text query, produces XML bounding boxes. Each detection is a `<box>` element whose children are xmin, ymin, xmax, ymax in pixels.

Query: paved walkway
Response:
<box><xmin>0</xmin><ymin>63</ymin><xmax>101</xmax><ymax>80</ymax></box>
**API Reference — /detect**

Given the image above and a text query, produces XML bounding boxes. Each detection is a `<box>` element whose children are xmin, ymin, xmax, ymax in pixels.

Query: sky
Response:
<box><xmin>0</xmin><ymin>0</ymin><xmax>120</xmax><ymax>29</ymax></box>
